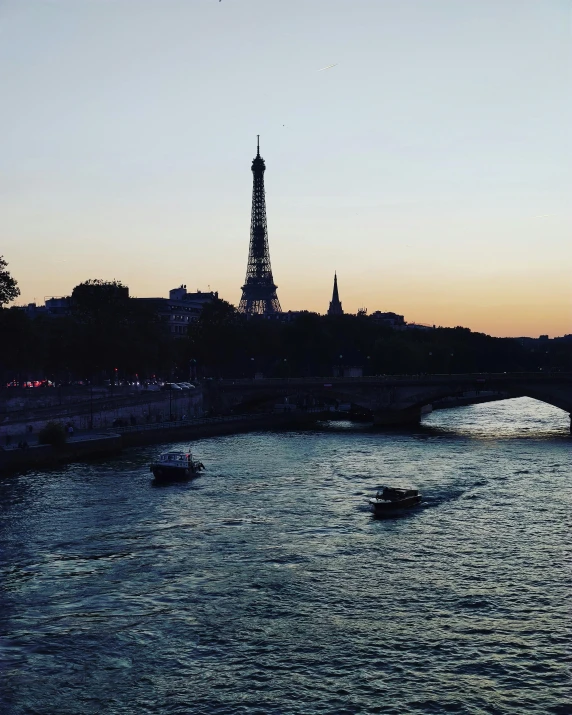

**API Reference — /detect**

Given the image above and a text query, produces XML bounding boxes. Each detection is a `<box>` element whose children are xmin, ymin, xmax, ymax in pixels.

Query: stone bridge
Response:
<box><xmin>205</xmin><ymin>373</ymin><xmax>572</xmax><ymax>430</ymax></box>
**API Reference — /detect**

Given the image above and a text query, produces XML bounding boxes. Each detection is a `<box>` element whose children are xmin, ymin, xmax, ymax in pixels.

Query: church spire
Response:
<box><xmin>328</xmin><ymin>272</ymin><xmax>343</xmax><ymax>316</ymax></box>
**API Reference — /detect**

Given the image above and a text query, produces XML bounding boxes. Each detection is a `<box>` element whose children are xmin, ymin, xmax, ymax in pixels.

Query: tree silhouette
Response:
<box><xmin>69</xmin><ymin>279</ymin><xmax>166</xmax><ymax>379</ymax></box>
<box><xmin>0</xmin><ymin>256</ymin><xmax>20</xmax><ymax>307</ymax></box>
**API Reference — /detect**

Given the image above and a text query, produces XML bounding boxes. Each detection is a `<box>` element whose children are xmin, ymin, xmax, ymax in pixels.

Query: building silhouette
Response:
<box><xmin>327</xmin><ymin>272</ymin><xmax>343</xmax><ymax>316</ymax></box>
<box><xmin>136</xmin><ymin>286</ymin><xmax>218</xmax><ymax>336</ymax></box>
<box><xmin>23</xmin><ymin>285</ymin><xmax>217</xmax><ymax>338</ymax></box>
<box><xmin>238</xmin><ymin>137</ymin><xmax>281</xmax><ymax>315</ymax></box>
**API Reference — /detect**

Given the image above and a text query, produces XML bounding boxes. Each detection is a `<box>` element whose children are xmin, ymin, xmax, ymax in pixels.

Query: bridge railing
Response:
<box><xmin>211</xmin><ymin>372</ymin><xmax>571</xmax><ymax>387</ymax></box>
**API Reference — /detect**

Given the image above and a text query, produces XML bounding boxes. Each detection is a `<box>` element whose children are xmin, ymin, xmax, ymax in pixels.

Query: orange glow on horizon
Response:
<box><xmin>12</xmin><ymin>269</ymin><xmax>570</xmax><ymax>339</ymax></box>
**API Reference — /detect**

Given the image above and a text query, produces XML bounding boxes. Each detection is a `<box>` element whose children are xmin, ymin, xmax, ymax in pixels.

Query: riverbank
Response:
<box><xmin>0</xmin><ymin>412</ymin><xmax>319</xmax><ymax>476</ymax></box>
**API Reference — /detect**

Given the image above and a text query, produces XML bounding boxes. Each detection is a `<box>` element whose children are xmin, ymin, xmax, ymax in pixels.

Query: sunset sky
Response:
<box><xmin>1</xmin><ymin>0</ymin><xmax>570</xmax><ymax>337</ymax></box>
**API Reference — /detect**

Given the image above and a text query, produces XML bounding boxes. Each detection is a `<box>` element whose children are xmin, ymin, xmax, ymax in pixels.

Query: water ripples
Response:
<box><xmin>1</xmin><ymin>398</ymin><xmax>571</xmax><ymax>714</ymax></box>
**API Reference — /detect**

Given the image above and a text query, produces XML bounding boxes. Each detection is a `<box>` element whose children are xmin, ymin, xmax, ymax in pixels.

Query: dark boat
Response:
<box><xmin>369</xmin><ymin>486</ymin><xmax>422</xmax><ymax>516</ymax></box>
<box><xmin>150</xmin><ymin>450</ymin><xmax>205</xmax><ymax>483</ymax></box>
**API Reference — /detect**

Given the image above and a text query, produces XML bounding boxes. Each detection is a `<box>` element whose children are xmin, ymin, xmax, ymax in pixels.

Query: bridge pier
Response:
<box><xmin>373</xmin><ymin>406</ymin><xmax>422</xmax><ymax>428</ymax></box>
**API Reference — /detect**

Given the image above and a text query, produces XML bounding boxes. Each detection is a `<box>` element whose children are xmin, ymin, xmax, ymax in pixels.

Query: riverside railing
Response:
<box><xmin>107</xmin><ymin>413</ymin><xmax>272</xmax><ymax>435</ymax></box>
<box><xmin>107</xmin><ymin>409</ymin><xmax>325</xmax><ymax>435</ymax></box>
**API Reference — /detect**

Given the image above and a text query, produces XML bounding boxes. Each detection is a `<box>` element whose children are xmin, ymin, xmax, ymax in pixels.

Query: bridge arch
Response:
<box><xmin>207</xmin><ymin>375</ymin><xmax>572</xmax><ymax>431</ymax></box>
<box><xmin>406</xmin><ymin>386</ymin><xmax>572</xmax><ymax>416</ymax></box>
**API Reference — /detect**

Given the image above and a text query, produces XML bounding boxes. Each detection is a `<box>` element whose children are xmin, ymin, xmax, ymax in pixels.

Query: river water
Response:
<box><xmin>1</xmin><ymin>398</ymin><xmax>570</xmax><ymax>715</ymax></box>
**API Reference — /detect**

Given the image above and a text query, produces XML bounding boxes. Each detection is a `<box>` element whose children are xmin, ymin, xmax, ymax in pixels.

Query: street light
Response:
<box><xmin>89</xmin><ymin>379</ymin><xmax>93</xmax><ymax>430</ymax></box>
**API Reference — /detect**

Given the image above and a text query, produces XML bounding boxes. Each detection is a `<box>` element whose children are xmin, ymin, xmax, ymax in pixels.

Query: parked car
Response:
<box><xmin>161</xmin><ymin>383</ymin><xmax>183</xmax><ymax>391</ymax></box>
<box><xmin>177</xmin><ymin>382</ymin><xmax>196</xmax><ymax>390</ymax></box>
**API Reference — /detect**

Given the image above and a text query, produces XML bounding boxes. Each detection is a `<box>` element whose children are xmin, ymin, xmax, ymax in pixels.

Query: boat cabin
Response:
<box><xmin>159</xmin><ymin>452</ymin><xmax>191</xmax><ymax>464</ymax></box>
<box><xmin>377</xmin><ymin>487</ymin><xmax>419</xmax><ymax>501</ymax></box>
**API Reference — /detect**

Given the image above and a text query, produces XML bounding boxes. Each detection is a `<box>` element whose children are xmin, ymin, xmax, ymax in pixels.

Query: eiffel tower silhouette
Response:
<box><xmin>238</xmin><ymin>137</ymin><xmax>281</xmax><ymax>315</ymax></box>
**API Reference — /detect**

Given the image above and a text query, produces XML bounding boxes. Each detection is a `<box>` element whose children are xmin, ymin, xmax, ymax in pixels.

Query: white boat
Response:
<box><xmin>150</xmin><ymin>451</ymin><xmax>205</xmax><ymax>482</ymax></box>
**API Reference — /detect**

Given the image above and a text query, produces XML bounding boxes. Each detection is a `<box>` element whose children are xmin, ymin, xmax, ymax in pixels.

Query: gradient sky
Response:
<box><xmin>1</xmin><ymin>0</ymin><xmax>570</xmax><ymax>337</ymax></box>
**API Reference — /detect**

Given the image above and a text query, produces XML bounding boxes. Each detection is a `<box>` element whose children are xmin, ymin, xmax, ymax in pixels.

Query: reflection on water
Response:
<box><xmin>424</xmin><ymin>396</ymin><xmax>570</xmax><ymax>440</ymax></box>
<box><xmin>0</xmin><ymin>398</ymin><xmax>570</xmax><ymax>714</ymax></box>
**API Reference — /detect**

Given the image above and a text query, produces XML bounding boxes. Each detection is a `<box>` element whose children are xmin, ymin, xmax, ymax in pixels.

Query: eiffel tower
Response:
<box><xmin>238</xmin><ymin>137</ymin><xmax>281</xmax><ymax>315</ymax></box>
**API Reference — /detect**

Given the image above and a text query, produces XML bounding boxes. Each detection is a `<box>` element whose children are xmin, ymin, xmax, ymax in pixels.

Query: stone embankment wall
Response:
<box><xmin>0</xmin><ymin>391</ymin><xmax>203</xmax><ymax>441</ymax></box>
<box><xmin>118</xmin><ymin>412</ymin><xmax>311</xmax><ymax>448</ymax></box>
<box><xmin>0</xmin><ymin>435</ymin><xmax>123</xmax><ymax>473</ymax></box>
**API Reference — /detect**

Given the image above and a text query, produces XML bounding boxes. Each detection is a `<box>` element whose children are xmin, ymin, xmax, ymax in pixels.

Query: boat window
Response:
<box><xmin>158</xmin><ymin>452</ymin><xmax>191</xmax><ymax>462</ymax></box>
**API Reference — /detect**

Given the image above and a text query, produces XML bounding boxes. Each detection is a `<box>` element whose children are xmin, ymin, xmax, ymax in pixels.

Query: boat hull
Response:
<box><xmin>151</xmin><ymin>465</ymin><xmax>196</xmax><ymax>482</ymax></box>
<box><xmin>369</xmin><ymin>495</ymin><xmax>422</xmax><ymax>517</ymax></box>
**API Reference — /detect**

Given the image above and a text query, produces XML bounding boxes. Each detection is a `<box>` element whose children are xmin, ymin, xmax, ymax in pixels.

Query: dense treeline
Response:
<box><xmin>0</xmin><ymin>280</ymin><xmax>176</xmax><ymax>384</ymax></box>
<box><xmin>189</xmin><ymin>300</ymin><xmax>571</xmax><ymax>378</ymax></box>
<box><xmin>0</xmin><ymin>284</ymin><xmax>570</xmax><ymax>384</ymax></box>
